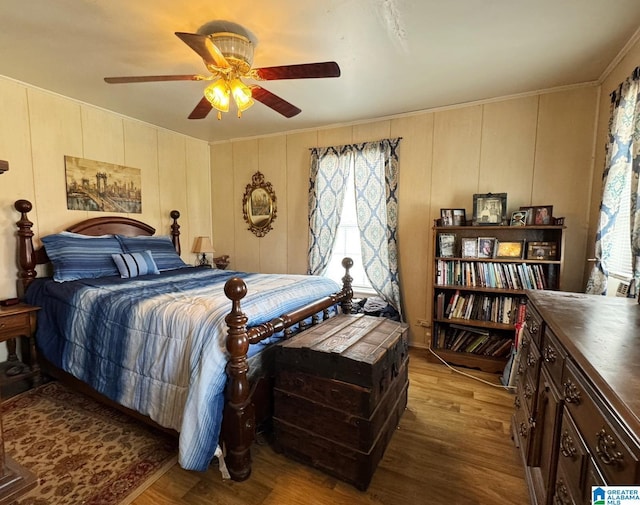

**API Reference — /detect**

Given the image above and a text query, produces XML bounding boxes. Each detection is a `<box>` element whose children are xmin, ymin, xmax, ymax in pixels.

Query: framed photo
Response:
<box><xmin>473</xmin><ymin>193</ymin><xmax>507</xmax><ymax>225</ymax></box>
<box><xmin>510</xmin><ymin>209</ymin><xmax>528</xmax><ymax>227</ymax></box>
<box><xmin>440</xmin><ymin>208</ymin><xmax>466</xmax><ymax>227</ymax></box>
<box><xmin>527</xmin><ymin>241</ymin><xmax>557</xmax><ymax>260</ymax></box>
<box><xmin>438</xmin><ymin>233</ymin><xmax>457</xmax><ymax>257</ymax></box>
<box><xmin>495</xmin><ymin>240</ymin><xmax>524</xmax><ymax>259</ymax></box>
<box><xmin>461</xmin><ymin>237</ymin><xmax>478</xmax><ymax>258</ymax></box>
<box><xmin>477</xmin><ymin>237</ymin><xmax>496</xmax><ymax>258</ymax></box>
<box><xmin>518</xmin><ymin>206</ymin><xmax>535</xmax><ymax>225</ymax></box>
<box><xmin>533</xmin><ymin>205</ymin><xmax>553</xmax><ymax>225</ymax></box>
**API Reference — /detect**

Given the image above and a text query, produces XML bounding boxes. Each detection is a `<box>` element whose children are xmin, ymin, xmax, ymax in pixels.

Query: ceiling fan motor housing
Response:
<box><xmin>210</xmin><ymin>32</ymin><xmax>254</xmax><ymax>74</ymax></box>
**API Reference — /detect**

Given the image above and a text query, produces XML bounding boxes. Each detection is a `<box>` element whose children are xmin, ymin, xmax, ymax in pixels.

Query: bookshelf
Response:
<box><xmin>431</xmin><ymin>223</ymin><xmax>565</xmax><ymax>373</ymax></box>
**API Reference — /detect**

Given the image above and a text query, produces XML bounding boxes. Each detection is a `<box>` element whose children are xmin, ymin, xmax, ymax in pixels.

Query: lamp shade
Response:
<box><xmin>192</xmin><ymin>236</ymin><xmax>215</xmax><ymax>254</ymax></box>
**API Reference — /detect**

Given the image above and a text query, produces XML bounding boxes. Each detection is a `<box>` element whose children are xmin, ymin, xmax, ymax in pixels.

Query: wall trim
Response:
<box><xmin>210</xmin><ymin>81</ymin><xmax>600</xmax><ymax>146</ymax></box>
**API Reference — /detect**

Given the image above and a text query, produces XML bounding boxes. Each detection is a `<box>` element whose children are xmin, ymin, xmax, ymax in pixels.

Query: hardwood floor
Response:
<box><xmin>133</xmin><ymin>349</ymin><xmax>528</xmax><ymax>505</ymax></box>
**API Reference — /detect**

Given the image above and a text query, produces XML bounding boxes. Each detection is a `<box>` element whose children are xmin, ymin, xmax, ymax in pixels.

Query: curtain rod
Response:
<box><xmin>308</xmin><ymin>137</ymin><xmax>402</xmax><ymax>151</ymax></box>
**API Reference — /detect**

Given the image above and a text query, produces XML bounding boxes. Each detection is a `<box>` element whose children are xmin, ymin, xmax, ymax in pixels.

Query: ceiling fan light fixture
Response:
<box><xmin>230</xmin><ymin>79</ymin><xmax>254</xmax><ymax>112</ymax></box>
<box><xmin>210</xmin><ymin>32</ymin><xmax>253</xmax><ymax>74</ymax></box>
<box><xmin>204</xmin><ymin>80</ymin><xmax>230</xmax><ymax>112</ymax></box>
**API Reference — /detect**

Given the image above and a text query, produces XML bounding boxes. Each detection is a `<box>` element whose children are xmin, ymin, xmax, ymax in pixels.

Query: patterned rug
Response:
<box><xmin>2</xmin><ymin>382</ymin><xmax>178</xmax><ymax>505</ymax></box>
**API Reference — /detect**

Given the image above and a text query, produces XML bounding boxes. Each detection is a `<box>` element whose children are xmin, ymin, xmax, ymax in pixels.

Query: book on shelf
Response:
<box><xmin>437</xmin><ymin>259</ymin><xmax>550</xmax><ymax>291</ymax></box>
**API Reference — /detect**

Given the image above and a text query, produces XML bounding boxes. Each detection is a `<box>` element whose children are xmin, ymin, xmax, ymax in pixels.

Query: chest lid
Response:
<box><xmin>275</xmin><ymin>314</ymin><xmax>408</xmax><ymax>389</ymax></box>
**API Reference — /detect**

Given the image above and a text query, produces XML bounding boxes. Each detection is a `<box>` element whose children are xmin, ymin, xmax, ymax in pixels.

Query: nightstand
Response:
<box><xmin>0</xmin><ymin>304</ymin><xmax>40</xmax><ymax>391</ymax></box>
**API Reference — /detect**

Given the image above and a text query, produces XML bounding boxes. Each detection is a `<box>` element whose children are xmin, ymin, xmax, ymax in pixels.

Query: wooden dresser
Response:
<box><xmin>513</xmin><ymin>291</ymin><xmax>640</xmax><ymax>505</ymax></box>
<box><xmin>273</xmin><ymin>314</ymin><xmax>409</xmax><ymax>490</ymax></box>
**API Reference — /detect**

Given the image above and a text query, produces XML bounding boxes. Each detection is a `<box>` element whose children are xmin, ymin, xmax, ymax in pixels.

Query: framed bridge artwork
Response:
<box><xmin>64</xmin><ymin>156</ymin><xmax>142</xmax><ymax>213</ymax></box>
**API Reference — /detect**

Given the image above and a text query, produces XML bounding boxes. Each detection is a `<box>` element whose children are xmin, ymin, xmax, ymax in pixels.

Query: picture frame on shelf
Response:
<box><xmin>510</xmin><ymin>209</ymin><xmax>528</xmax><ymax>227</ymax></box>
<box><xmin>533</xmin><ymin>205</ymin><xmax>553</xmax><ymax>225</ymax></box>
<box><xmin>518</xmin><ymin>206</ymin><xmax>536</xmax><ymax>225</ymax></box>
<box><xmin>527</xmin><ymin>241</ymin><xmax>557</xmax><ymax>260</ymax></box>
<box><xmin>495</xmin><ymin>240</ymin><xmax>525</xmax><ymax>259</ymax></box>
<box><xmin>438</xmin><ymin>233</ymin><xmax>457</xmax><ymax>257</ymax></box>
<box><xmin>461</xmin><ymin>237</ymin><xmax>478</xmax><ymax>258</ymax></box>
<box><xmin>477</xmin><ymin>237</ymin><xmax>496</xmax><ymax>258</ymax></box>
<box><xmin>472</xmin><ymin>193</ymin><xmax>507</xmax><ymax>225</ymax></box>
<box><xmin>440</xmin><ymin>208</ymin><xmax>466</xmax><ymax>227</ymax></box>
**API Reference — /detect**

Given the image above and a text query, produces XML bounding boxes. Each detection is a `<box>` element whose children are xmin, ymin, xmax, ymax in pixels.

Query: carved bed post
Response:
<box><xmin>340</xmin><ymin>257</ymin><xmax>354</xmax><ymax>314</ymax></box>
<box><xmin>14</xmin><ymin>200</ymin><xmax>37</xmax><ymax>297</ymax></box>
<box><xmin>169</xmin><ymin>210</ymin><xmax>181</xmax><ymax>255</ymax></box>
<box><xmin>221</xmin><ymin>277</ymin><xmax>255</xmax><ymax>481</ymax></box>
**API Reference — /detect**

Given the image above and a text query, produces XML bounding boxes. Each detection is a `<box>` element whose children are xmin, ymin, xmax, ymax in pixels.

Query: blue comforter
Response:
<box><xmin>25</xmin><ymin>267</ymin><xmax>341</xmax><ymax>471</ymax></box>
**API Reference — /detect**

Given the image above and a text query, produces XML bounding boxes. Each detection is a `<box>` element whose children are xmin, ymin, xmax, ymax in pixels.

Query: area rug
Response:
<box><xmin>2</xmin><ymin>381</ymin><xmax>178</xmax><ymax>505</ymax></box>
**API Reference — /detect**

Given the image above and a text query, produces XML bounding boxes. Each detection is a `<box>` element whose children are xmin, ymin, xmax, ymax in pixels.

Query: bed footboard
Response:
<box><xmin>221</xmin><ymin>258</ymin><xmax>353</xmax><ymax>481</ymax></box>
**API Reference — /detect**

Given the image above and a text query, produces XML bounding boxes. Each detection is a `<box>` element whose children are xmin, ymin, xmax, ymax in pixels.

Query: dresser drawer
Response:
<box><xmin>517</xmin><ymin>367</ymin><xmax>537</xmax><ymax>415</ymax></box>
<box><xmin>522</xmin><ymin>337</ymin><xmax>541</xmax><ymax>391</ymax></box>
<box><xmin>557</xmin><ymin>409</ymin><xmax>589</xmax><ymax>501</ymax></box>
<box><xmin>0</xmin><ymin>312</ymin><xmax>31</xmax><ymax>339</ymax></box>
<box><xmin>523</xmin><ymin>303</ymin><xmax>543</xmax><ymax>348</ymax></box>
<box><xmin>553</xmin><ymin>463</ymin><xmax>580</xmax><ymax>505</ymax></box>
<box><xmin>562</xmin><ymin>360</ymin><xmax>640</xmax><ymax>485</ymax></box>
<box><xmin>541</xmin><ymin>328</ymin><xmax>566</xmax><ymax>388</ymax></box>
<box><xmin>513</xmin><ymin>397</ymin><xmax>535</xmax><ymax>464</ymax></box>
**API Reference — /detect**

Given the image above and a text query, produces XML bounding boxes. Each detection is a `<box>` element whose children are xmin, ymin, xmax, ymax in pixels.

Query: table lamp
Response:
<box><xmin>192</xmin><ymin>236</ymin><xmax>215</xmax><ymax>266</ymax></box>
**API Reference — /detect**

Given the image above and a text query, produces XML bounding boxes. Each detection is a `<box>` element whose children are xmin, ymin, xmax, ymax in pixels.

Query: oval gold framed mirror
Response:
<box><xmin>243</xmin><ymin>171</ymin><xmax>277</xmax><ymax>237</ymax></box>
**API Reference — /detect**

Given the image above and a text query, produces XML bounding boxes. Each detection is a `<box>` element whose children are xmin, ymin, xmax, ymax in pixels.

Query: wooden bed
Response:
<box><xmin>13</xmin><ymin>199</ymin><xmax>354</xmax><ymax>481</ymax></box>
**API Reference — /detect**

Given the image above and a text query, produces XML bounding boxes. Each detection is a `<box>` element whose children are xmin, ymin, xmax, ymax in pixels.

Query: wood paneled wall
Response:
<box><xmin>0</xmin><ymin>77</ymin><xmax>211</xmax><ymax>299</ymax></box>
<box><xmin>211</xmin><ymin>86</ymin><xmax>598</xmax><ymax>348</ymax></box>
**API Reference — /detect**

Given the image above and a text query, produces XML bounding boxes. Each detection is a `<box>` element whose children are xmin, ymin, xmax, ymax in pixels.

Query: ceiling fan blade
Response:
<box><xmin>250</xmin><ymin>85</ymin><xmax>301</xmax><ymax>118</ymax></box>
<box><xmin>104</xmin><ymin>75</ymin><xmax>205</xmax><ymax>84</ymax></box>
<box><xmin>188</xmin><ymin>96</ymin><xmax>213</xmax><ymax>120</ymax></box>
<box><xmin>175</xmin><ymin>32</ymin><xmax>230</xmax><ymax>69</ymax></box>
<box><xmin>253</xmin><ymin>62</ymin><xmax>340</xmax><ymax>80</ymax></box>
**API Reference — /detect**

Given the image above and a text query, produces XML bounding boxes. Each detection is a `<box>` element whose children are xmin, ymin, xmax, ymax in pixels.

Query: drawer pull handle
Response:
<box><xmin>563</xmin><ymin>380</ymin><xmax>581</xmax><ymax>404</ymax></box>
<box><xmin>543</xmin><ymin>345</ymin><xmax>557</xmax><ymax>363</ymax></box>
<box><xmin>519</xmin><ymin>422</ymin><xmax>528</xmax><ymax>438</ymax></box>
<box><xmin>526</xmin><ymin>353</ymin><xmax>537</xmax><ymax>367</ymax></box>
<box><xmin>596</xmin><ymin>428</ymin><xmax>624</xmax><ymax>467</ymax></box>
<box><xmin>560</xmin><ymin>431</ymin><xmax>577</xmax><ymax>458</ymax></box>
<box><xmin>524</xmin><ymin>384</ymin><xmax>533</xmax><ymax>399</ymax></box>
<box><xmin>553</xmin><ymin>479</ymin><xmax>571</xmax><ymax>505</ymax></box>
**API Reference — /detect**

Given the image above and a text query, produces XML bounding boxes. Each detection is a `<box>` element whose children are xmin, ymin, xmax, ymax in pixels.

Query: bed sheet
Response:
<box><xmin>25</xmin><ymin>267</ymin><xmax>341</xmax><ymax>471</ymax></box>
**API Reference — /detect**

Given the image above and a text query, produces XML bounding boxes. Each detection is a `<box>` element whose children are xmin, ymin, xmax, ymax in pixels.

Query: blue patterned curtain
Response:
<box><xmin>308</xmin><ymin>138</ymin><xmax>403</xmax><ymax>318</ymax></box>
<box><xmin>352</xmin><ymin>139</ymin><xmax>403</xmax><ymax>317</ymax></box>
<box><xmin>586</xmin><ymin>67</ymin><xmax>640</xmax><ymax>295</ymax></box>
<box><xmin>307</xmin><ymin>146</ymin><xmax>352</xmax><ymax>275</ymax></box>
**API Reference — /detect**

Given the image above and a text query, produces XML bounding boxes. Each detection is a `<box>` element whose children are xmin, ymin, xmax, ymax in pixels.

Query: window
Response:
<box><xmin>606</xmin><ymin>169</ymin><xmax>633</xmax><ymax>279</ymax></box>
<box><xmin>324</xmin><ymin>168</ymin><xmax>374</xmax><ymax>294</ymax></box>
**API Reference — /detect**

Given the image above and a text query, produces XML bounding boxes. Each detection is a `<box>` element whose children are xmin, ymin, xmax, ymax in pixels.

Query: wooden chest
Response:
<box><xmin>273</xmin><ymin>314</ymin><xmax>409</xmax><ymax>490</ymax></box>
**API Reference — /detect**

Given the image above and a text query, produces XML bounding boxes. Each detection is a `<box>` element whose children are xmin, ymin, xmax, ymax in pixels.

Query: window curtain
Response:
<box><xmin>586</xmin><ymin>67</ymin><xmax>640</xmax><ymax>295</ymax></box>
<box><xmin>307</xmin><ymin>146</ymin><xmax>352</xmax><ymax>275</ymax></box>
<box><xmin>352</xmin><ymin>139</ymin><xmax>403</xmax><ymax>318</ymax></box>
<box><xmin>307</xmin><ymin>138</ymin><xmax>403</xmax><ymax>319</ymax></box>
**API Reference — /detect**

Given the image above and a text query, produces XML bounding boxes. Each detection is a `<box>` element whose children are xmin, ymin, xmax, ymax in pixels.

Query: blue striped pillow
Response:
<box><xmin>42</xmin><ymin>233</ymin><xmax>124</xmax><ymax>282</ymax></box>
<box><xmin>111</xmin><ymin>251</ymin><xmax>160</xmax><ymax>278</ymax></box>
<box><xmin>116</xmin><ymin>235</ymin><xmax>187</xmax><ymax>271</ymax></box>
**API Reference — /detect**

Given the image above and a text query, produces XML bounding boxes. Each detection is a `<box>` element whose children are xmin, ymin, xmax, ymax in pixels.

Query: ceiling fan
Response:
<box><xmin>104</xmin><ymin>27</ymin><xmax>341</xmax><ymax>120</ymax></box>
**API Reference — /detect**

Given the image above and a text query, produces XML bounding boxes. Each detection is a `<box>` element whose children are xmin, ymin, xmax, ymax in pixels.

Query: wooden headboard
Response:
<box><xmin>14</xmin><ymin>199</ymin><xmax>182</xmax><ymax>295</ymax></box>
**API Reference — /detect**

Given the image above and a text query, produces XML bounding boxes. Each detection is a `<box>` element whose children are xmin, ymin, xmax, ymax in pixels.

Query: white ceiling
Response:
<box><xmin>1</xmin><ymin>0</ymin><xmax>639</xmax><ymax>143</ymax></box>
